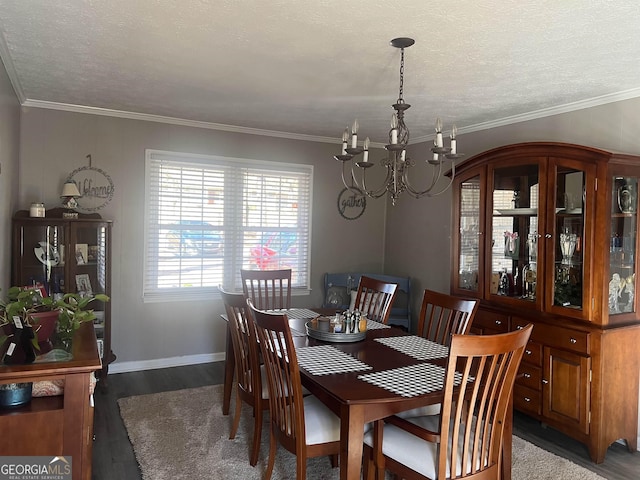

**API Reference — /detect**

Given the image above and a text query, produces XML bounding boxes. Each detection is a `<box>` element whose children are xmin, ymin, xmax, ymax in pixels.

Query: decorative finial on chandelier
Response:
<box><xmin>333</xmin><ymin>37</ymin><xmax>463</xmax><ymax>206</ymax></box>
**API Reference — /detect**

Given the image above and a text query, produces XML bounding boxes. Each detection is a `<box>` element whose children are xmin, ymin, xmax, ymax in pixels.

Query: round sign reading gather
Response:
<box><xmin>337</xmin><ymin>187</ymin><xmax>366</xmax><ymax>220</ymax></box>
<box><xmin>66</xmin><ymin>166</ymin><xmax>115</xmax><ymax>212</ymax></box>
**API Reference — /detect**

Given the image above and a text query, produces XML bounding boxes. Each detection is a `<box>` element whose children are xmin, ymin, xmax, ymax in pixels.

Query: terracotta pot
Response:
<box><xmin>29</xmin><ymin>310</ymin><xmax>59</xmax><ymax>344</ymax></box>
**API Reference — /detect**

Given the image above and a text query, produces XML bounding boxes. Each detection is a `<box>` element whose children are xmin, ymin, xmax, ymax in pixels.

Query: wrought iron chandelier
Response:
<box><xmin>333</xmin><ymin>37</ymin><xmax>462</xmax><ymax>206</ymax></box>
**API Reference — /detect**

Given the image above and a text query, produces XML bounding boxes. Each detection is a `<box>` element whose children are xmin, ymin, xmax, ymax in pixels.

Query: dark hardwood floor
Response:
<box><xmin>91</xmin><ymin>361</ymin><xmax>639</xmax><ymax>480</ymax></box>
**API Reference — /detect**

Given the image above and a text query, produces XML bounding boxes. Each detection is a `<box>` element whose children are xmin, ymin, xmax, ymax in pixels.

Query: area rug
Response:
<box><xmin>118</xmin><ymin>384</ymin><xmax>606</xmax><ymax>480</ymax></box>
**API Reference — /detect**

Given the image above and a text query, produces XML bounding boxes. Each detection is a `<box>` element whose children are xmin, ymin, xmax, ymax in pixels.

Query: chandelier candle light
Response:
<box><xmin>333</xmin><ymin>37</ymin><xmax>463</xmax><ymax>206</ymax></box>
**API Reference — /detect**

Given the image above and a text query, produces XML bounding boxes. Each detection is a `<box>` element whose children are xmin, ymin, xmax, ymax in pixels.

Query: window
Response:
<box><xmin>144</xmin><ymin>150</ymin><xmax>312</xmax><ymax>302</ymax></box>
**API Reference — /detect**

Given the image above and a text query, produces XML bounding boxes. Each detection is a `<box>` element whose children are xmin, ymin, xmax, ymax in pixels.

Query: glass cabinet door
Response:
<box><xmin>457</xmin><ymin>173</ymin><xmax>482</xmax><ymax>294</ymax></box>
<box><xmin>14</xmin><ymin>222</ymin><xmax>67</xmax><ymax>296</ymax></box>
<box><xmin>70</xmin><ymin>221</ymin><xmax>111</xmax><ymax>360</ymax></box>
<box><xmin>489</xmin><ymin>163</ymin><xmax>541</xmax><ymax>303</ymax></box>
<box><xmin>71</xmin><ymin>223</ymin><xmax>109</xmax><ymax>297</ymax></box>
<box><xmin>545</xmin><ymin>158</ymin><xmax>596</xmax><ymax>320</ymax></box>
<box><xmin>608</xmin><ymin>176</ymin><xmax>637</xmax><ymax>316</ymax></box>
<box><xmin>550</xmin><ymin>165</ymin><xmax>588</xmax><ymax>313</ymax></box>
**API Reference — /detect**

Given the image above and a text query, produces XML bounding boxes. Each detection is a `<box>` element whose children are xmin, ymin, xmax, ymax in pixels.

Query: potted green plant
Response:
<box><xmin>0</xmin><ymin>287</ymin><xmax>109</xmax><ymax>407</ymax></box>
<box><xmin>0</xmin><ymin>286</ymin><xmax>57</xmax><ymax>359</ymax></box>
<box><xmin>0</xmin><ymin>286</ymin><xmax>56</xmax><ymax>407</ymax></box>
<box><xmin>53</xmin><ymin>292</ymin><xmax>110</xmax><ymax>350</ymax></box>
<box><xmin>1</xmin><ymin>287</ymin><xmax>109</xmax><ymax>352</ymax></box>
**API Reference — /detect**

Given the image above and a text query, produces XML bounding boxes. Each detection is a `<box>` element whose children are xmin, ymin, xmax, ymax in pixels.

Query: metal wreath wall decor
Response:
<box><xmin>65</xmin><ymin>155</ymin><xmax>115</xmax><ymax>212</ymax></box>
<box><xmin>337</xmin><ymin>187</ymin><xmax>366</xmax><ymax>220</ymax></box>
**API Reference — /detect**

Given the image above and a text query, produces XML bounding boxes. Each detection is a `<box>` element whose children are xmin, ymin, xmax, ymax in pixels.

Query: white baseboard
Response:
<box><xmin>107</xmin><ymin>352</ymin><xmax>226</xmax><ymax>374</ymax></box>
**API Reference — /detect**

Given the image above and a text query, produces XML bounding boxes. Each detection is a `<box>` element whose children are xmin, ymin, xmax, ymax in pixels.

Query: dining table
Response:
<box><xmin>221</xmin><ymin>307</ymin><xmax>513</xmax><ymax>480</ymax></box>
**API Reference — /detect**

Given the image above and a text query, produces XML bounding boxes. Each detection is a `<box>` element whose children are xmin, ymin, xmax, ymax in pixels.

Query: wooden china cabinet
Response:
<box><xmin>12</xmin><ymin>208</ymin><xmax>114</xmax><ymax>385</ymax></box>
<box><xmin>451</xmin><ymin>142</ymin><xmax>640</xmax><ymax>463</ymax></box>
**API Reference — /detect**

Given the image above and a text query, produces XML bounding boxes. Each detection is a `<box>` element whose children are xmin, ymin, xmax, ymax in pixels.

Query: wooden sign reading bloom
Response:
<box><xmin>66</xmin><ymin>166</ymin><xmax>115</xmax><ymax>212</ymax></box>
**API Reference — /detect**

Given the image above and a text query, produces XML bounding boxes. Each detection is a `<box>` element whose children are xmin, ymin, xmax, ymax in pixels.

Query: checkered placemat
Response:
<box><xmin>266</xmin><ymin>308</ymin><xmax>319</xmax><ymax>319</ymax></box>
<box><xmin>364</xmin><ymin>319</ymin><xmax>390</xmax><ymax>330</ymax></box>
<box><xmin>358</xmin><ymin>363</ymin><xmax>466</xmax><ymax>397</ymax></box>
<box><xmin>296</xmin><ymin>345</ymin><xmax>372</xmax><ymax>376</ymax></box>
<box><xmin>375</xmin><ymin>335</ymin><xmax>449</xmax><ymax>360</ymax></box>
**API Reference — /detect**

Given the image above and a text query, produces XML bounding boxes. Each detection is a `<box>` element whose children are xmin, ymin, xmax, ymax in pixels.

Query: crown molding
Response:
<box><xmin>22</xmin><ymin>98</ymin><xmax>343</xmax><ymax>145</ymax></box>
<box><xmin>19</xmin><ymin>86</ymin><xmax>640</xmax><ymax>149</ymax></box>
<box><xmin>0</xmin><ymin>36</ymin><xmax>25</xmax><ymax>103</ymax></box>
<box><xmin>412</xmin><ymin>87</ymin><xmax>640</xmax><ymax>144</ymax></box>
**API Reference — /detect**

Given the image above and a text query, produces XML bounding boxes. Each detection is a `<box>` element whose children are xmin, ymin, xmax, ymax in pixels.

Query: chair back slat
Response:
<box><xmin>241</xmin><ymin>268</ymin><xmax>292</xmax><ymax>310</ymax></box>
<box><xmin>220</xmin><ymin>288</ymin><xmax>260</xmax><ymax>397</ymax></box>
<box><xmin>353</xmin><ymin>275</ymin><xmax>398</xmax><ymax>324</ymax></box>
<box><xmin>417</xmin><ymin>289</ymin><xmax>479</xmax><ymax>346</ymax></box>
<box><xmin>248</xmin><ymin>299</ymin><xmax>306</xmax><ymax>455</ymax></box>
<box><xmin>439</xmin><ymin>324</ymin><xmax>532</xmax><ymax>479</ymax></box>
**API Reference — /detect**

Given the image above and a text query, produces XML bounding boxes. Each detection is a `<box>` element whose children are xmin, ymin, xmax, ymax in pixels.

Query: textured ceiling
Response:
<box><xmin>1</xmin><ymin>1</ymin><xmax>640</xmax><ymax>145</ymax></box>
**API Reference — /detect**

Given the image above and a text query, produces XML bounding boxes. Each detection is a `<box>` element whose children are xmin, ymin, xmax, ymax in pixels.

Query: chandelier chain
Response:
<box><xmin>398</xmin><ymin>48</ymin><xmax>405</xmax><ymax>102</ymax></box>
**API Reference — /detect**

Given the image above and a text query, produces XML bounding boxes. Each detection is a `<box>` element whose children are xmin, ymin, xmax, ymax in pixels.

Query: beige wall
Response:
<box><xmin>0</xmin><ymin>58</ymin><xmax>20</xmax><ymax>292</ymax></box>
<box><xmin>17</xmin><ymin>108</ymin><xmax>388</xmax><ymax>369</ymax></box>
<box><xmin>9</xmin><ymin>55</ymin><xmax>640</xmax><ymax>373</ymax></box>
<box><xmin>385</xmin><ymin>98</ymin><xmax>640</xmax><ymax>321</ymax></box>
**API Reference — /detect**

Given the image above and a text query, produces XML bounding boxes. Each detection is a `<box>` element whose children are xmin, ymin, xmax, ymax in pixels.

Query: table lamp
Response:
<box><xmin>61</xmin><ymin>181</ymin><xmax>81</xmax><ymax>218</ymax></box>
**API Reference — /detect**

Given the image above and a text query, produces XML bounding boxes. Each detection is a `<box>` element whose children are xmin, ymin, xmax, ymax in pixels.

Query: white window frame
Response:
<box><xmin>143</xmin><ymin>149</ymin><xmax>313</xmax><ymax>302</ymax></box>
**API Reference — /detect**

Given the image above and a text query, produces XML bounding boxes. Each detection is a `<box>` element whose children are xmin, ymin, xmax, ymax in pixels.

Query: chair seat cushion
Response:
<box><xmin>364</xmin><ymin>414</ymin><xmax>488</xmax><ymax>478</ymax></box>
<box><xmin>259</xmin><ymin>364</ymin><xmax>269</xmax><ymax>399</ymax></box>
<box><xmin>364</xmin><ymin>415</ymin><xmax>440</xmax><ymax>479</ymax></box>
<box><xmin>394</xmin><ymin>403</ymin><xmax>441</xmax><ymax>419</ymax></box>
<box><xmin>303</xmin><ymin>395</ymin><xmax>341</xmax><ymax>445</ymax></box>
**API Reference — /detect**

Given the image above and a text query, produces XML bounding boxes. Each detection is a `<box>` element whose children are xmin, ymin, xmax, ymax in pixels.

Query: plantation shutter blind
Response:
<box><xmin>144</xmin><ymin>150</ymin><xmax>312</xmax><ymax>302</ymax></box>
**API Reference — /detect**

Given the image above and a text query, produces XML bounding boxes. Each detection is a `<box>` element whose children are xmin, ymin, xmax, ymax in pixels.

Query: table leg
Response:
<box><xmin>339</xmin><ymin>404</ymin><xmax>365</xmax><ymax>480</ymax></box>
<box><xmin>222</xmin><ymin>324</ymin><xmax>234</xmax><ymax>415</ymax></box>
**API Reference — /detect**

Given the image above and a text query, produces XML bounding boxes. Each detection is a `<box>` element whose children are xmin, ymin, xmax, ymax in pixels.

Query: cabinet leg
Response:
<box><xmin>624</xmin><ymin>437</ymin><xmax>637</xmax><ymax>453</ymax></box>
<box><xmin>587</xmin><ymin>441</ymin><xmax>606</xmax><ymax>464</ymax></box>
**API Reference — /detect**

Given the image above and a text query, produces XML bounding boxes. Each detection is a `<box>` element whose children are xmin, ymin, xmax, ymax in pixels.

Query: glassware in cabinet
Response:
<box><xmin>608</xmin><ymin>176</ymin><xmax>637</xmax><ymax>315</ymax></box>
<box><xmin>489</xmin><ymin>163</ymin><xmax>540</xmax><ymax>303</ymax></box>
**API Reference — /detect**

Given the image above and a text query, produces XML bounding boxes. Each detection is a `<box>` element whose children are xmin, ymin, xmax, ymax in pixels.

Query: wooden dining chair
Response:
<box><xmin>247</xmin><ymin>299</ymin><xmax>341</xmax><ymax>480</ymax></box>
<box><xmin>363</xmin><ymin>324</ymin><xmax>533</xmax><ymax>480</ymax></box>
<box><xmin>241</xmin><ymin>268</ymin><xmax>292</xmax><ymax>310</ymax></box>
<box><xmin>219</xmin><ymin>287</ymin><xmax>269</xmax><ymax>466</ymax></box>
<box><xmin>352</xmin><ymin>275</ymin><xmax>398</xmax><ymax>324</ymax></box>
<box><xmin>416</xmin><ymin>289</ymin><xmax>479</xmax><ymax>347</ymax></box>
<box><xmin>397</xmin><ymin>289</ymin><xmax>479</xmax><ymax>419</ymax></box>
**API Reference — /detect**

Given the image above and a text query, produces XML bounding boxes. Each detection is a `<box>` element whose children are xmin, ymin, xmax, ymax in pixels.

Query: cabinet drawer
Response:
<box><xmin>514</xmin><ymin>384</ymin><xmax>541</xmax><ymax>416</ymax></box>
<box><xmin>535</xmin><ymin>324</ymin><xmax>590</xmax><ymax>354</ymax></box>
<box><xmin>473</xmin><ymin>309</ymin><xmax>509</xmax><ymax>333</ymax></box>
<box><xmin>517</xmin><ymin>363</ymin><xmax>541</xmax><ymax>390</ymax></box>
<box><xmin>522</xmin><ymin>341</ymin><xmax>542</xmax><ymax>366</ymax></box>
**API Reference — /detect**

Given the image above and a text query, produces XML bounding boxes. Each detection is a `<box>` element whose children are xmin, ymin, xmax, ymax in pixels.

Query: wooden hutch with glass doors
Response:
<box><xmin>451</xmin><ymin>142</ymin><xmax>640</xmax><ymax>463</ymax></box>
<box><xmin>12</xmin><ymin>208</ymin><xmax>114</xmax><ymax>386</ymax></box>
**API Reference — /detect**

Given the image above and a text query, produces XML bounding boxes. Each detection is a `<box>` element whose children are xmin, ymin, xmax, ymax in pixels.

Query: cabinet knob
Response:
<box><xmin>524</xmin><ymin>373</ymin><xmax>531</xmax><ymax>378</ymax></box>
<box><xmin>570</xmin><ymin>338</ymin><xmax>577</xmax><ymax>344</ymax></box>
<box><xmin>545</xmin><ymin>233</ymin><xmax>552</xmax><ymax>238</ymax></box>
<box><xmin>524</xmin><ymin>397</ymin><xmax>531</xmax><ymax>402</ymax></box>
<box><xmin>495</xmin><ymin>320</ymin><xmax>502</xmax><ymax>325</ymax></box>
<box><xmin>542</xmin><ymin>379</ymin><xmax>549</xmax><ymax>384</ymax></box>
<box><xmin>525</xmin><ymin>349</ymin><xmax>532</xmax><ymax>355</ymax></box>
<box><xmin>516</xmin><ymin>325</ymin><xmax>523</xmax><ymax>330</ymax></box>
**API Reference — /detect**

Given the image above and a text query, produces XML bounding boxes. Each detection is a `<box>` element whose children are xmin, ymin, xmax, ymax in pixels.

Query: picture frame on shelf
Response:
<box><xmin>75</xmin><ymin>273</ymin><xmax>92</xmax><ymax>296</ymax></box>
<box><xmin>75</xmin><ymin>243</ymin><xmax>88</xmax><ymax>265</ymax></box>
<box><xmin>88</xmin><ymin>245</ymin><xmax>99</xmax><ymax>262</ymax></box>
